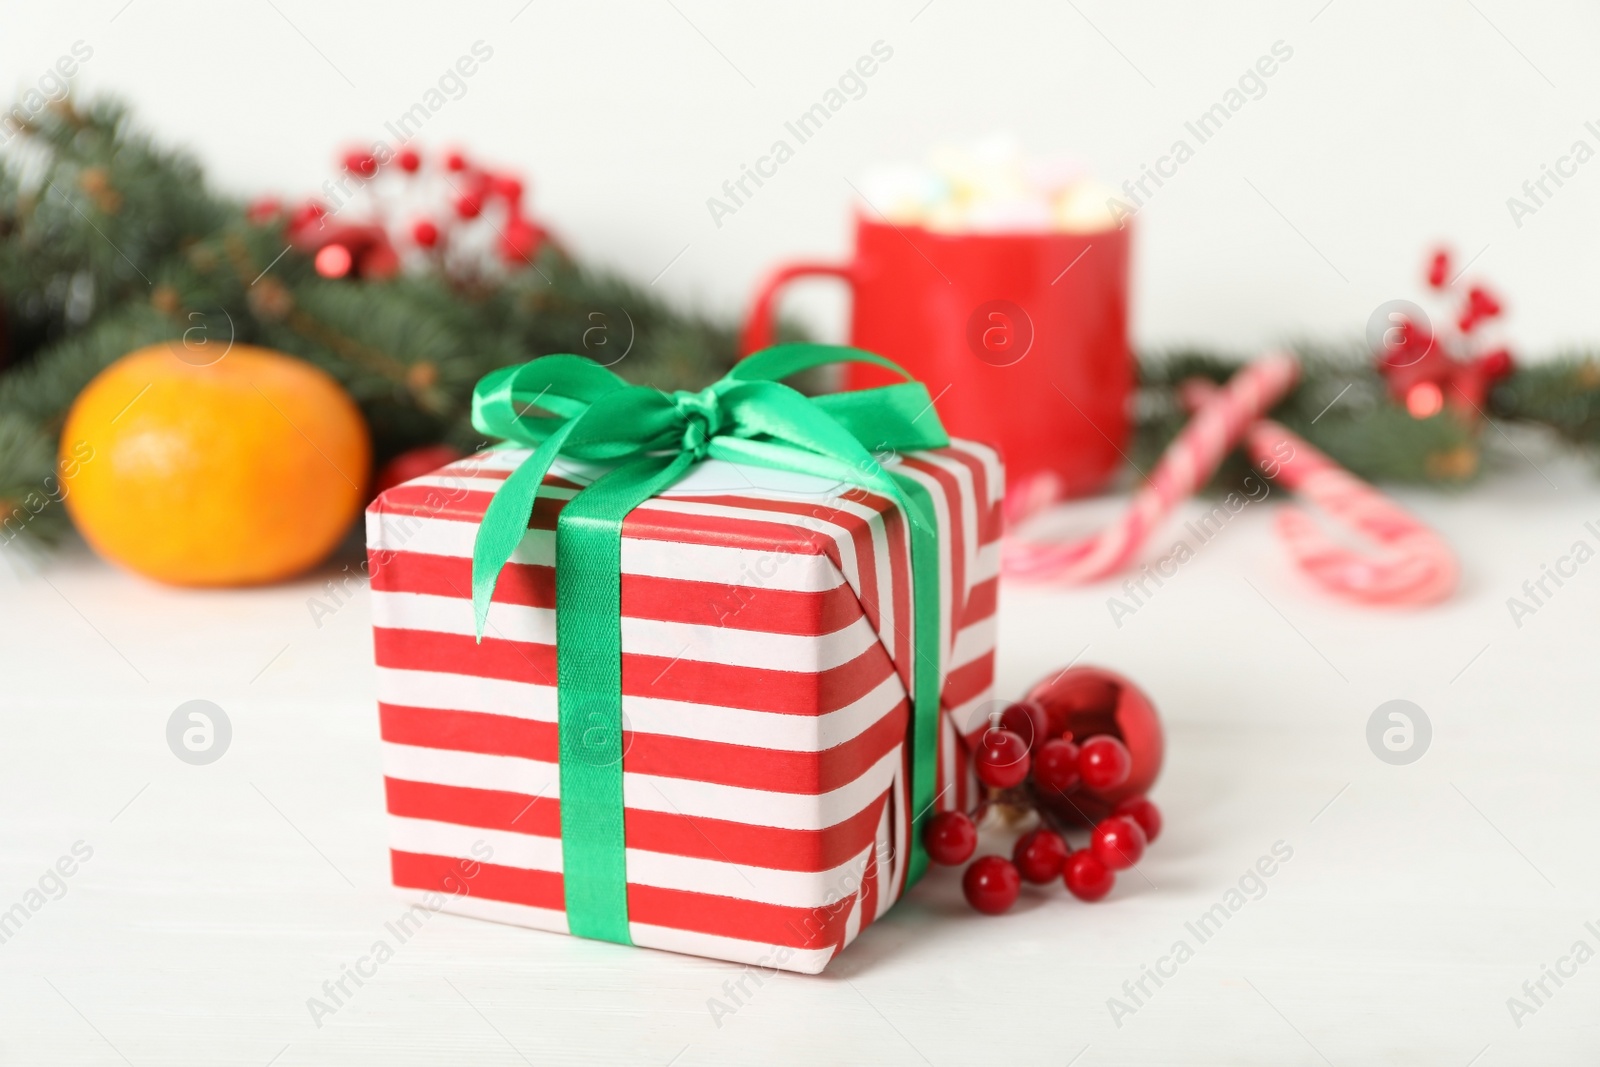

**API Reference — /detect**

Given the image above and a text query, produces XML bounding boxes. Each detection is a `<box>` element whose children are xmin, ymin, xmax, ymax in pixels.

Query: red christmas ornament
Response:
<box><xmin>1063</xmin><ymin>850</ymin><xmax>1114</xmax><ymax>901</ymax></box>
<box><xmin>371</xmin><ymin>444</ymin><xmax>464</xmax><ymax>499</ymax></box>
<box><xmin>1026</xmin><ymin>666</ymin><xmax>1164</xmax><ymax>820</ymax></box>
<box><xmin>962</xmin><ymin>856</ymin><xmax>1021</xmax><ymax>915</ymax></box>
<box><xmin>396</xmin><ymin>148</ymin><xmax>422</xmax><ymax>173</ymax></box>
<box><xmin>937</xmin><ymin>662</ymin><xmax>1164</xmax><ymax>915</ymax></box>
<box><xmin>1012</xmin><ymin>828</ymin><xmax>1069</xmax><ymax>884</ymax></box>
<box><xmin>924</xmin><ymin>811</ymin><xmax>977</xmax><ymax>867</ymax></box>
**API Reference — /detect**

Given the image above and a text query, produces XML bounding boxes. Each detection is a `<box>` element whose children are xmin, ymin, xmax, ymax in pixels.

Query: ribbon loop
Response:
<box><xmin>468</xmin><ymin>344</ymin><xmax>952</xmax><ymax>945</ymax></box>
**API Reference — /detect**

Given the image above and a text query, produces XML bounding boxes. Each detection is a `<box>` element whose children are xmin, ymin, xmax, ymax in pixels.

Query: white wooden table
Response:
<box><xmin>4</xmin><ymin>461</ymin><xmax>1598</xmax><ymax>1065</ymax></box>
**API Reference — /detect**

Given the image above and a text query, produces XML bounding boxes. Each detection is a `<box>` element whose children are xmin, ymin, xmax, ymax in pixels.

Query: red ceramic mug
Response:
<box><xmin>741</xmin><ymin>215</ymin><xmax>1132</xmax><ymax>504</ymax></box>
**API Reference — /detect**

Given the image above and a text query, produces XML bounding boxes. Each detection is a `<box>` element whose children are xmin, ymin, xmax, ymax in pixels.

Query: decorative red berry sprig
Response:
<box><xmin>924</xmin><ymin>665</ymin><xmax>1166</xmax><ymax>916</ymax></box>
<box><xmin>249</xmin><ymin>145</ymin><xmax>549</xmax><ymax>284</ymax></box>
<box><xmin>1375</xmin><ymin>246</ymin><xmax>1515</xmax><ymax>420</ymax></box>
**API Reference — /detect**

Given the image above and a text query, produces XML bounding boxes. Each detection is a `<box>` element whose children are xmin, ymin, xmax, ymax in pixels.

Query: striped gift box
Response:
<box><xmin>366</xmin><ymin>439</ymin><xmax>1001</xmax><ymax>973</ymax></box>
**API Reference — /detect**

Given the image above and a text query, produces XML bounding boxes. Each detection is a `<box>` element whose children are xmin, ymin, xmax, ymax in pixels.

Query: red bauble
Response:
<box><xmin>412</xmin><ymin>220</ymin><xmax>441</xmax><ymax>248</ymax></box>
<box><xmin>1063</xmin><ymin>850</ymin><xmax>1114</xmax><ymax>902</ymax></box>
<box><xmin>962</xmin><ymin>856</ymin><xmax>1021</xmax><ymax>915</ymax></box>
<box><xmin>1032</xmin><ymin>737</ymin><xmax>1081</xmax><ymax>795</ymax></box>
<box><xmin>1026</xmin><ymin>666</ymin><xmax>1163</xmax><ymax>820</ymax></box>
<box><xmin>998</xmin><ymin>700</ymin><xmax>1051</xmax><ymax>751</ymax></box>
<box><xmin>371</xmin><ymin>444</ymin><xmax>465</xmax><ymax>499</ymax></box>
<box><xmin>1090</xmin><ymin>816</ymin><xmax>1147</xmax><ymax>871</ymax></box>
<box><xmin>974</xmin><ymin>728</ymin><xmax>1030</xmax><ymax>789</ymax></box>
<box><xmin>445</xmin><ymin>151</ymin><xmax>469</xmax><ymax>172</ymax></box>
<box><xmin>1012</xmin><ymin>828</ymin><xmax>1069</xmax><ymax>884</ymax></box>
<box><xmin>396</xmin><ymin>148</ymin><xmax>422</xmax><ymax>173</ymax></box>
<box><xmin>455</xmin><ymin>194</ymin><xmax>483</xmax><ymax>219</ymax></box>
<box><xmin>1078</xmin><ymin>735</ymin><xmax>1132</xmax><ymax>792</ymax></box>
<box><xmin>924</xmin><ymin>811</ymin><xmax>977</xmax><ymax>866</ymax></box>
<box><xmin>1113</xmin><ymin>796</ymin><xmax>1162</xmax><ymax>844</ymax></box>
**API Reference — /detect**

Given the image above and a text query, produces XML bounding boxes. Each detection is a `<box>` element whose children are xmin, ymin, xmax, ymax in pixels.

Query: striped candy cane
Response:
<box><xmin>1245</xmin><ymin>419</ymin><xmax>1459</xmax><ymax>605</ymax></box>
<box><xmin>1004</xmin><ymin>351</ymin><xmax>1300</xmax><ymax>581</ymax></box>
<box><xmin>1179</xmin><ymin>376</ymin><xmax>1459</xmax><ymax>605</ymax></box>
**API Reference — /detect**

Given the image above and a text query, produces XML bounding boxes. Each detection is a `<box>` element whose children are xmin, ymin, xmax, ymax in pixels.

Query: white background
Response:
<box><xmin>5</xmin><ymin>0</ymin><xmax>1599</xmax><ymax>354</ymax></box>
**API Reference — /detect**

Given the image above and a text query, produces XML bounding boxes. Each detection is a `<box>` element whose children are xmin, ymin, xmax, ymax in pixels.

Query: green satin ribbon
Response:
<box><xmin>469</xmin><ymin>344</ymin><xmax>949</xmax><ymax>945</ymax></box>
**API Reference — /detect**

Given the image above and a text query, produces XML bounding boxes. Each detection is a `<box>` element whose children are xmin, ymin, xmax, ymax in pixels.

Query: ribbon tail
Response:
<box><xmin>555</xmin><ymin>450</ymin><xmax>698</xmax><ymax>945</ymax></box>
<box><xmin>470</xmin><ymin>423</ymin><xmax>577</xmax><ymax>639</ymax></box>
<box><xmin>888</xmin><ymin>469</ymin><xmax>943</xmax><ymax>888</ymax></box>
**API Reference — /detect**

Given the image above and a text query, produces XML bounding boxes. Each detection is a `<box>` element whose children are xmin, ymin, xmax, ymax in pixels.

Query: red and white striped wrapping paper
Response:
<box><xmin>366</xmin><ymin>439</ymin><xmax>1002</xmax><ymax>973</ymax></box>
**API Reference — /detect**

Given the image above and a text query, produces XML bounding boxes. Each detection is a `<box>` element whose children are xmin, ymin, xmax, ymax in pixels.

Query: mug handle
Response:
<box><xmin>738</xmin><ymin>261</ymin><xmax>857</xmax><ymax>356</ymax></box>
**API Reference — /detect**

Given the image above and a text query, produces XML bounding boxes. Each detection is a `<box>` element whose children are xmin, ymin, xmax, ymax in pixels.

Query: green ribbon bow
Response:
<box><xmin>470</xmin><ymin>343</ymin><xmax>950</xmax><ymax>945</ymax></box>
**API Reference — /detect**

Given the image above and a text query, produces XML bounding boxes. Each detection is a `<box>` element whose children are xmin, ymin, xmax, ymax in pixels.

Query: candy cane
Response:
<box><xmin>1177</xmin><ymin>378</ymin><xmax>1459</xmax><ymax>605</ymax></box>
<box><xmin>1003</xmin><ymin>351</ymin><xmax>1300</xmax><ymax>581</ymax></box>
<box><xmin>1244</xmin><ymin>420</ymin><xmax>1458</xmax><ymax>605</ymax></box>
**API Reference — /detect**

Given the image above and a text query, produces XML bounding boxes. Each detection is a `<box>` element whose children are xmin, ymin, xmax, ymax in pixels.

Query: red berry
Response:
<box><xmin>498</xmin><ymin>217</ymin><xmax>542</xmax><ymax>265</ymax></box>
<box><xmin>998</xmin><ymin>700</ymin><xmax>1051</xmax><ymax>751</ymax></box>
<box><xmin>1478</xmin><ymin>348</ymin><xmax>1514</xmax><ymax>379</ymax></box>
<box><xmin>1091</xmin><ymin>816</ymin><xmax>1146</xmax><ymax>871</ymax></box>
<box><xmin>412</xmin><ymin>219</ymin><xmax>440</xmax><ymax>248</ymax></box>
<box><xmin>962</xmin><ymin>855</ymin><xmax>1021</xmax><ymax>915</ymax></box>
<box><xmin>1112</xmin><ymin>796</ymin><xmax>1162</xmax><ymax>843</ymax></box>
<box><xmin>246</xmin><ymin>196</ymin><xmax>282</xmax><ymax>223</ymax></box>
<box><xmin>1468</xmin><ymin>285</ymin><xmax>1502</xmax><ymax>318</ymax></box>
<box><xmin>1012</xmin><ymin>828</ymin><xmax>1069</xmax><ymax>884</ymax></box>
<box><xmin>1033</xmin><ymin>737</ymin><xmax>1082</xmax><ymax>795</ymax></box>
<box><xmin>287</xmin><ymin>200</ymin><xmax>328</xmax><ymax>234</ymax></box>
<box><xmin>924</xmin><ymin>811</ymin><xmax>977</xmax><ymax>866</ymax></box>
<box><xmin>490</xmin><ymin>174</ymin><xmax>525</xmax><ymax>205</ymax></box>
<box><xmin>455</xmin><ymin>194</ymin><xmax>482</xmax><ymax>219</ymax></box>
<box><xmin>445</xmin><ymin>151</ymin><xmax>469</xmax><ymax>172</ymax></box>
<box><xmin>1063</xmin><ymin>850</ymin><xmax>1114</xmax><ymax>901</ymax></box>
<box><xmin>343</xmin><ymin>150</ymin><xmax>378</xmax><ymax>178</ymax></box>
<box><xmin>396</xmin><ymin>148</ymin><xmax>421</xmax><ymax>173</ymax></box>
<box><xmin>1427</xmin><ymin>249</ymin><xmax>1451</xmax><ymax>289</ymax></box>
<box><xmin>1078</xmin><ymin>735</ymin><xmax>1132</xmax><ymax>792</ymax></box>
<box><xmin>974</xmin><ymin>728</ymin><xmax>1030</xmax><ymax>789</ymax></box>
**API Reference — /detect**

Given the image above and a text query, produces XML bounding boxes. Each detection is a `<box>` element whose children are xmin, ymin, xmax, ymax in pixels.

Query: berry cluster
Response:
<box><xmin>250</xmin><ymin>146</ymin><xmax>547</xmax><ymax>283</ymax></box>
<box><xmin>1376</xmin><ymin>246</ymin><xmax>1515</xmax><ymax>420</ymax></box>
<box><xmin>923</xmin><ymin>698</ymin><xmax>1162</xmax><ymax>916</ymax></box>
